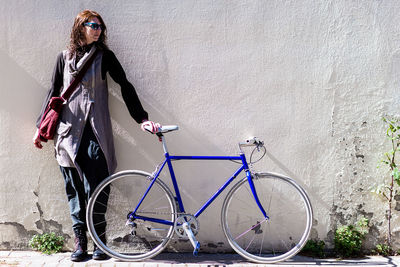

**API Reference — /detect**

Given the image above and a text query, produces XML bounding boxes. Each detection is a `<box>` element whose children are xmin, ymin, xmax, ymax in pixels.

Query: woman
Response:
<box><xmin>33</xmin><ymin>10</ymin><xmax>160</xmax><ymax>262</ymax></box>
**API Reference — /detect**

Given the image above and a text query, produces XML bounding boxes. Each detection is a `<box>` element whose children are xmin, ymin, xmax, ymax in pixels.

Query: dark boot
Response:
<box><xmin>92</xmin><ymin>234</ymin><xmax>107</xmax><ymax>260</ymax></box>
<box><xmin>71</xmin><ymin>228</ymin><xmax>88</xmax><ymax>262</ymax></box>
<box><xmin>93</xmin><ymin>244</ymin><xmax>107</xmax><ymax>260</ymax></box>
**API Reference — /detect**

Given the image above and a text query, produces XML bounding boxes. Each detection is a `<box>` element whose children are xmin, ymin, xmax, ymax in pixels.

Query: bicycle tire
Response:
<box><xmin>221</xmin><ymin>172</ymin><xmax>313</xmax><ymax>263</ymax></box>
<box><xmin>86</xmin><ymin>170</ymin><xmax>176</xmax><ymax>261</ymax></box>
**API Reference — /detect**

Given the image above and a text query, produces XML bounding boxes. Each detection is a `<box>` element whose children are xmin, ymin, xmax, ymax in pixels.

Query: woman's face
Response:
<box><xmin>83</xmin><ymin>17</ymin><xmax>102</xmax><ymax>45</ymax></box>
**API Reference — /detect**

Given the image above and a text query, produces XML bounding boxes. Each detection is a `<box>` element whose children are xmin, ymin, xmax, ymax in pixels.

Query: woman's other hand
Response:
<box><xmin>33</xmin><ymin>129</ymin><xmax>43</xmax><ymax>149</ymax></box>
<box><xmin>140</xmin><ymin>120</ymin><xmax>161</xmax><ymax>134</ymax></box>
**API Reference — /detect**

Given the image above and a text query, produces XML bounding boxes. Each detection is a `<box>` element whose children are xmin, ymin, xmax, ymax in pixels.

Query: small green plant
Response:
<box><xmin>29</xmin><ymin>232</ymin><xmax>64</xmax><ymax>254</ymax></box>
<box><xmin>373</xmin><ymin>243</ymin><xmax>393</xmax><ymax>256</ymax></box>
<box><xmin>334</xmin><ymin>217</ymin><xmax>369</xmax><ymax>257</ymax></box>
<box><xmin>300</xmin><ymin>239</ymin><xmax>325</xmax><ymax>258</ymax></box>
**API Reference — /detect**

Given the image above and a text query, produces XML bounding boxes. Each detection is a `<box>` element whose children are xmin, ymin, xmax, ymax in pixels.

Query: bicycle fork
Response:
<box><xmin>244</xmin><ymin>169</ymin><xmax>269</xmax><ymax>220</ymax></box>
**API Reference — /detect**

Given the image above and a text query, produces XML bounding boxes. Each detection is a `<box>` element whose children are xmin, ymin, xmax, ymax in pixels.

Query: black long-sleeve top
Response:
<box><xmin>36</xmin><ymin>48</ymin><xmax>148</xmax><ymax>127</ymax></box>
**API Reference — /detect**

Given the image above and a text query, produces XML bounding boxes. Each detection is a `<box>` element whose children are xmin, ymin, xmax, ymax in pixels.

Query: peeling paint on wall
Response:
<box><xmin>0</xmin><ymin>222</ymin><xmax>38</xmax><ymax>249</ymax></box>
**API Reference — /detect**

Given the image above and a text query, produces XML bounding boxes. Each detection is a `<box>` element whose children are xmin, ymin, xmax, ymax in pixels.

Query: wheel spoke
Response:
<box><xmin>259</xmin><ymin>223</ymin><xmax>266</xmax><ymax>256</ymax></box>
<box><xmin>234</xmin><ymin>217</ymin><xmax>268</xmax><ymax>240</ymax></box>
<box><xmin>245</xmin><ymin>234</ymin><xmax>256</xmax><ymax>251</ymax></box>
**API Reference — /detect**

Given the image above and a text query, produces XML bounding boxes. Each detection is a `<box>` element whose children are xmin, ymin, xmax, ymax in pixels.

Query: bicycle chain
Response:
<box><xmin>135</xmin><ymin>210</ymin><xmax>191</xmax><ymax>216</ymax></box>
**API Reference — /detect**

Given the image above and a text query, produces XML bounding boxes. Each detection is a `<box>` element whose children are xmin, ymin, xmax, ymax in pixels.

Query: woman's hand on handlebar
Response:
<box><xmin>141</xmin><ymin>120</ymin><xmax>161</xmax><ymax>134</ymax></box>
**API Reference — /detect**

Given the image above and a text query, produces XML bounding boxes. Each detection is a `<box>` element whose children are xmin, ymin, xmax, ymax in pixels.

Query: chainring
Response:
<box><xmin>174</xmin><ymin>214</ymin><xmax>199</xmax><ymax>238</ymax></box>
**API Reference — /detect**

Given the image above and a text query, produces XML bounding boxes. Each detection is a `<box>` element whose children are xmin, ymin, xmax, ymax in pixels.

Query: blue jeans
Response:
<box><xmin>60</xmin><ymin>122</ymin><xmax>109</xmax><ymax>231</ymax></box>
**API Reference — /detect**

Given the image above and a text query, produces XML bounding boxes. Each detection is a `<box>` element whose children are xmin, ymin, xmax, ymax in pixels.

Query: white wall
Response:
<box><xmin>1</xmin><ymin>0</ymin><xmax>399</xmax><ymax>251</ymax></box>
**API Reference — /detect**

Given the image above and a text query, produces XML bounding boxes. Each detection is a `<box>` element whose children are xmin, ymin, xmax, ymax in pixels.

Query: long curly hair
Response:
<box><xmin>68</xmin><ymin>10</ymin><xmax>108</xmax><ymax>58</ymax></box>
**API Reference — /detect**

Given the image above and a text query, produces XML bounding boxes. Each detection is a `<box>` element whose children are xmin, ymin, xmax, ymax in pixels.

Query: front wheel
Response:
<box><xmin>86</xmin><ymin>170</ymin><xmax>176</xmax><ymax>261</ymax></box>
<box><xmin>221</xmin><ymin>172</ymin><xmax>313</xmax><ymax>264</ymax></box>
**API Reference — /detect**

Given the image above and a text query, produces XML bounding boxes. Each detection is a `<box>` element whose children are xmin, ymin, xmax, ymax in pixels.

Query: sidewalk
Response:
<box><xmin>1</xmin><ymin>251</ymin><xmax>400</xmax><ymax>267</ymax></box>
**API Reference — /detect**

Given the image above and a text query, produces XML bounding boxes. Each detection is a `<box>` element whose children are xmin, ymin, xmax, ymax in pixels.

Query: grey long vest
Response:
<box><xmin>54</xmin><ymin>46</ymin><xmax>117</xmax><ymax>177</ymax></box>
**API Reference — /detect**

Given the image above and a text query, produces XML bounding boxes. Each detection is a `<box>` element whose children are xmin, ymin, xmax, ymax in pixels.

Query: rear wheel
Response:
<box><xmin>86</xmin><ymin>170</ymin><xmax>176</xmax><ymax>261</ymax></box>
<box><xmin>221</xmin><ymin>172</ymin><xmax>313</xmax><ymax>263</ymax></box>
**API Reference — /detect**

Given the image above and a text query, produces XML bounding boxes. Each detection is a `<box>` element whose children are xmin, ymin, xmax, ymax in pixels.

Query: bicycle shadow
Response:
<box><xmin>151</xmin><ymin>252</ymin><xmax>246</xmax><ymax>264</ymax></box>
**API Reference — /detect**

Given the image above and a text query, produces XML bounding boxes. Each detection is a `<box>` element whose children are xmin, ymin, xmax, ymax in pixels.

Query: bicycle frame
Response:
<box><xmin>130</xmin><ymin>135</ymin><xmax>268</xmax><ymax>226</ymax></box>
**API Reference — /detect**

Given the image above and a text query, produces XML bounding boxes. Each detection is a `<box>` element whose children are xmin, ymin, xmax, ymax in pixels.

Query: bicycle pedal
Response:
<box><xmin>193</xmin><ymin>241</ymin><xmax>200</xmax><ymax>256</ymax></box>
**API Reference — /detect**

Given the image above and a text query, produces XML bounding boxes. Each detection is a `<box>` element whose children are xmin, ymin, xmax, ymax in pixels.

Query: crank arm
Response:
<box><xmin>182</xmin><ymin>222</ymin><xmax>200</xmax><ymax>256</ymax></box>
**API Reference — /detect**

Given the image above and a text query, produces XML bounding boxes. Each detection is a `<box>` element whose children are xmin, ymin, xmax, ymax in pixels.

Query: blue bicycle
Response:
<box><xmin>86</xmin><ymin>125</ymin><xmax>313</xmax><ymax>264</ymax></box>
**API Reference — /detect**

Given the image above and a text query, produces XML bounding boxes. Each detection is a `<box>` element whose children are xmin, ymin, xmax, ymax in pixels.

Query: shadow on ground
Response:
<box><xmin>121</xmin><ymin>253</ymin><xmax>398</xmax><ymax>266</ymax></box>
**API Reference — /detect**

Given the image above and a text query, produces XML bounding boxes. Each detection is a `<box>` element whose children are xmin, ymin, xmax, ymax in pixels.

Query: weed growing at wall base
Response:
<box><xmin>373</xmin><ymin>243</ymin><xmax>393</xmax><ymax>256</ymax></box>
<box><xmin>334</xmin><ymin>217</ymin><xmax>369</xmax><ymax>257</ymax></box>
<box><xmin>29</xmin><ymin>232</ymin><xmax>64</xmax><ymax>254</ymax></box>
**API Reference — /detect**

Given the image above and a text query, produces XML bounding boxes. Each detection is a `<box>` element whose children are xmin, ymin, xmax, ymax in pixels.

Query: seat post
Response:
<box><xmin>160</xmin><ymin>134</ymin><xmax>169</xmax><ymax>154</ymax></box>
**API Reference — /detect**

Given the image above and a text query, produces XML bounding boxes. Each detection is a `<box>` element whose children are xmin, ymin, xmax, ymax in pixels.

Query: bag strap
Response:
<box><xmin>61</xmin><ymin>49</ymin><xmax>99</xmax><ymax>101</ymax></box>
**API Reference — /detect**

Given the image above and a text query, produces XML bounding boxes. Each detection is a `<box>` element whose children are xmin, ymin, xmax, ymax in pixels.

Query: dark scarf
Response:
<box><xmin>68</xmin><ymin>44</ymin><xmax>97</xmax><ymax>77</ymax></box>
<box><xmin>76</xmin><ymin>43</ymin><xmax>94</xmax><ymax>63</ymax></box>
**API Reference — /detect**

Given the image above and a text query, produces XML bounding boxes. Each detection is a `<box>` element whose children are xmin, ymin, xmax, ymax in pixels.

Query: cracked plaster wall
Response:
<box><xmin>1</xmin><ymin>0</ymin><xmax>400</xmax><ymax>252</ymax></box>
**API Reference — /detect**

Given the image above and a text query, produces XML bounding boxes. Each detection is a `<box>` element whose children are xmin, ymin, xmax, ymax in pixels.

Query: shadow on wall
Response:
<box><xmin>0</xmin><ymin>48</ymin><xmax>325</xmax><ymax>251</ymax></box>
<box><xmin>0</xmin><ymin>49</ymin><xmax>47</xmax><ymax>124</ymax></box>
<box><xmin>0</xmin><ymin>49</ymin><xmax>72</xmax><ymax>249</ymax></box>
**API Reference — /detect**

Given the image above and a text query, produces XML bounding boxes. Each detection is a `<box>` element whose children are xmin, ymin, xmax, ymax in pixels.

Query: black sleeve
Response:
<box><xmin>102</xmin><ymin>50</ymin><xmax>148</xmax><ymax>124</ymax></box>
<box><xmin>35</xmin><ymin>52</ymin><xmax>65</xmax><ymax>128</ymax></box>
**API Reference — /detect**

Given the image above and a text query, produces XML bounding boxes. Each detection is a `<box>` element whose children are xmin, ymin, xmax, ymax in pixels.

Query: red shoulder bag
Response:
<box><xmin>38</xmin><ymin>49</ymin><xmax>98</xmax><ymax>141</ymax></box>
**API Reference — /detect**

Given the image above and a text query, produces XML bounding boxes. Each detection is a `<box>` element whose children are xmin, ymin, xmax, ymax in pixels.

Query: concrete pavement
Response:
<box><xmin>1</xmin><ymin>251</ymin><xmax>400</xmax><ymax>267</ymax></box>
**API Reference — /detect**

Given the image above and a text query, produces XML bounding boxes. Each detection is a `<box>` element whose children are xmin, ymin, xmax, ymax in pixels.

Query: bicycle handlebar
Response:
<box><xmin>239</xmin><ymin>137</ymin><xmax>264</xmax><ymax>147</ymax></box>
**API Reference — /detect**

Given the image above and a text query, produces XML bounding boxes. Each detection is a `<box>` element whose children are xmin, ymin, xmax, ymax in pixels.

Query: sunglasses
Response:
<box><xmin>84</xmin><ymin>22</ymin><xmax>104</xmax><ymax>30</ymax></box>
